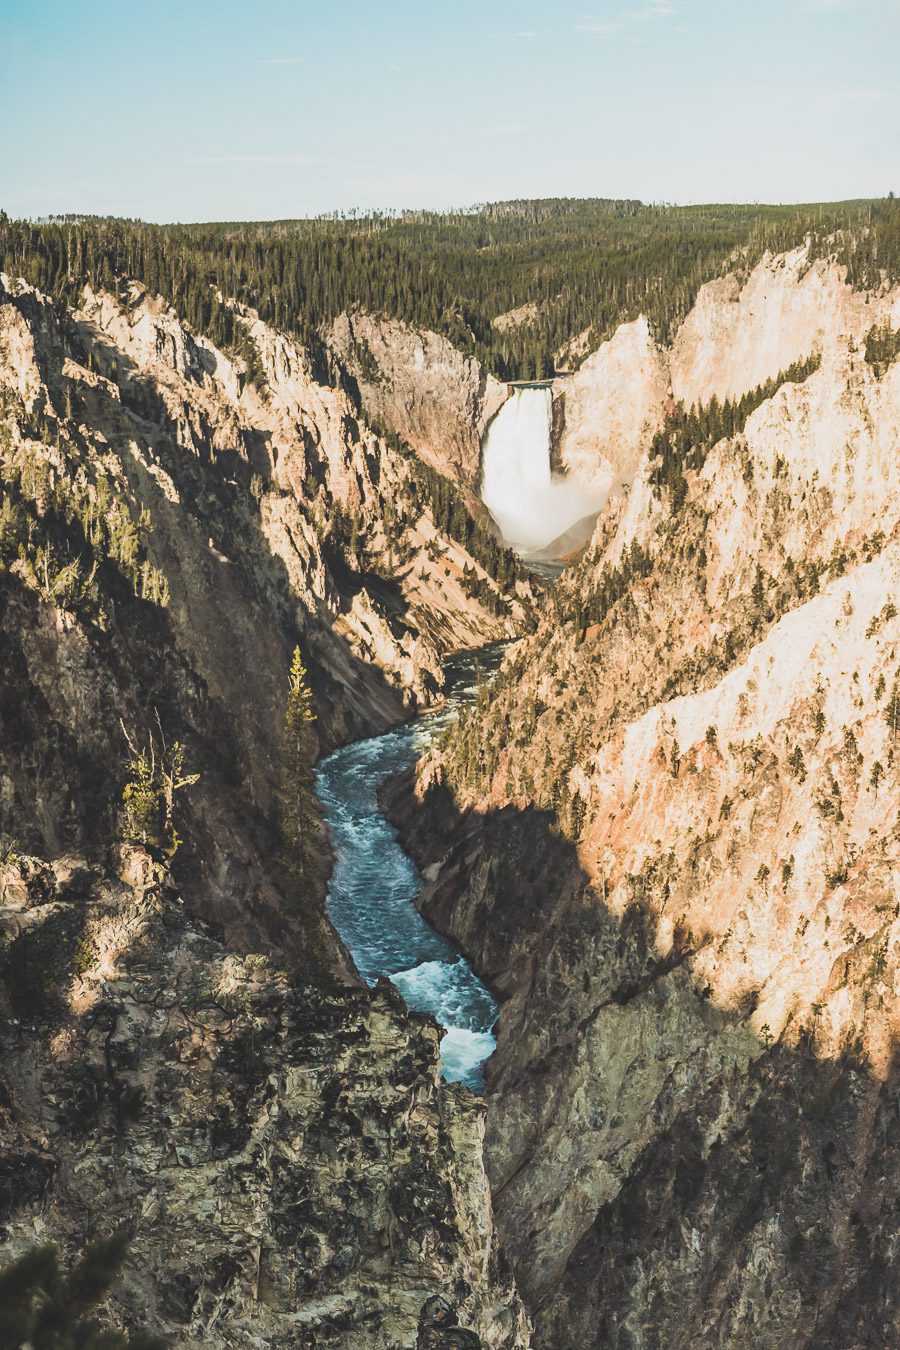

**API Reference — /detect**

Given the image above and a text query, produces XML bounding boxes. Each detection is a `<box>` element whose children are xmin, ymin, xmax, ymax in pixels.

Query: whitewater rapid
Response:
<box><xmin>481</xmin><ymin>385</ymin><xmax>606</xmax><ymax>555</ymax></box>
<box><xmin>315</xmin><ymin>651</ymin><xmax>502</xmax><ymax>1090</ymax></box>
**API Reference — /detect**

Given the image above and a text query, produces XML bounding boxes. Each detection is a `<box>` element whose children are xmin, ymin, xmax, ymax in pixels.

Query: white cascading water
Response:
<box><xmin>481</xmin><ymin>386</ymin><xmax>605</xmax><ymax>556</ymax></box>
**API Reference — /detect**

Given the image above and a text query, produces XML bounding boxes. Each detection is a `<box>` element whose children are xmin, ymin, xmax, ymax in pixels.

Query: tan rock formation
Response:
<box><xmin>393</xmin><ymin>258</ymin><xmax>900</xmax><ymax>1347</ymax></box>
<box><xmin>548</xmin><ymin>245</ymin><xmax>900</xmax><ymax>520</ymax></box>
<box><xmin>670</xmin><ymin>244</ymin><xmax>900</xmax><ymax>407</ymax></box>
<box><xmin>491</xmin><ymin>302</ymin><xmax>540</xmax><ymax>333</ymax></box>
<box><xmin>552</xmin><ymin>316</ymin><xmax>669</xmax><ymax>494</ymax></box>
<box><xmin>328</xmin><ymin>311</ymin><xmax>508</xmax><ymax>486</ymax></box>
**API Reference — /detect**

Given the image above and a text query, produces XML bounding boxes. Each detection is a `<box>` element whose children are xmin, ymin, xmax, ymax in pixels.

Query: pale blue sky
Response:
<box><xmin>1</xmin><ymin>0</ymin><xmax>897</xmax><ymax>221</ymax></box>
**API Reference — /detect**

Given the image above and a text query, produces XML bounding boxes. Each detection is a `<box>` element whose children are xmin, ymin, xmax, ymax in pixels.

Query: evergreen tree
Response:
<box><xmin>283</xmin><ymin>645</ymin><xmax>318</xmax><ymax>887</ymax></box>
<box><xmin>1</xmin><ymin>197</ymin><xmax>894</xmax><ymax>385</ymax></box>
<box><xmin>120</xmin><ymin>723</ymin><xmax>199</xmax><ymax>857</ymax></box>
<box><xmin>0</xmin><ymin>1231</ymin><xmax>167</xmax><ymax>1349</ymax></box>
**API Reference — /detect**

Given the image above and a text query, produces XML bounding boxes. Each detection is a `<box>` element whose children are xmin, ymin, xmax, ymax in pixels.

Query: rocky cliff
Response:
<box><xmin>328</xmin><ymin>312</ymin><xmax>508</xmax><ymax>488</ymax></box>
<box><xmin>548</xmin><ymin>245</ymin><xmax>900</xmax><ymax>521</ymax></box>
<box><xmin>393</xmin><ymin>251</ymin><xmax>900</xmax><ymax>1347</ymax></box>
<box><xmin>0</xmin><ymin>273</ymin><xmax>534</xmax><ymax>949</ymax></box>
<box><xmin>0</xmin><ymin>848</ymin><xmax>529</xmax><ymax>1348</ymax></box>
<box><xmin>551</xmin><ymin>316</ymin><xmax>669</xmax><ymax>495</ymax></box>
<box><xmin>0</xmin><ymin>273</ymin><xmax>532</xmax><ymax>1345</ymax></box>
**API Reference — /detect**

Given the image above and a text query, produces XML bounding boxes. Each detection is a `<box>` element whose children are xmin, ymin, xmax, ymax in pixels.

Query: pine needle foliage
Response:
<box><xmin>650</xmin><ymin>352</ymin><xmax>823</xmax><ymax>504</ymax></box>
<box><xmin>0</xmin><ymin>1230</ymin><xmax>167</xmax><ymax>1349</ymax></box>
<box><xmin>120</xmin><ymin>722</ymin><xmax>199</xmax><ymax>857</ymax></box>
<box><xmin>864</xmin><ymin>323</ymin><xmax>900</xmax><ymax>375</ymax></box>
<box><xmin>282</xmin><ymin>646</ymin><xmax>319</xmax><ymax>889</ymax></box>
<box><xmin>0</xmin><ymin>424</ymin><xmax>169</xmax><ymax>621</ymax></box>
<box><xmin>2</xmin><ymin>197</ymin><xmax>895</xmax><ymax>382</ymax></box>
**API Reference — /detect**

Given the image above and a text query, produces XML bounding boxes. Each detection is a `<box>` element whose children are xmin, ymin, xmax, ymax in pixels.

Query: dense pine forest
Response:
<box><xmin>0</xmin><ymin>196</ymin><xmax>897</xmax><ymax>380</ymax></box>
<box><xmin>649</xmin><ymin>351</ymin><xmax>824</xmax><ymax>508</ymax></box>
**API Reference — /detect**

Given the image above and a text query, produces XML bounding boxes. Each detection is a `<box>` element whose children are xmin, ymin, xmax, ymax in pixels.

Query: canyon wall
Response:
<box><xmin>552</xmin><ymin>315</ymin><xmax>669</xmax><ymax>495</ymax></box>
<box><xmin>550</xmin><ymin>246</ymin><xmax>900</xmax><ymax>508</ymax></box>
<box><xmin>395</xmin><ymin>252</ymin><xmax>900</xmax><ymax>1347</ymax></box>
<box><xmin>0</xmin><ymin>274</ymin><xmax>530</xmax><ymax>947</ymax></box>
<box><xmin>0</xmin><ymin>274</ymin><xmax>532</xmax><ymax>1345</ymax></box>
<box><xmin>328</xmin><ymin>311</ymin><xmax>507</xmax><ymax>488</ymax></box>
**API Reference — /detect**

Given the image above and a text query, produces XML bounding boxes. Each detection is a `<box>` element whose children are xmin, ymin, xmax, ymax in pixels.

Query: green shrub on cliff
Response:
<box><xmin>864</xmin><ymin>323</ymin><xmax>900</xmax><ymax>374</ymax></box>
<box><xmin>0</xmin><ymin>1230</ymin><xmax>166</xmax><ymax>1349</ymax></box>
<box><xmin>121</xmin><ymin>726</ymin><xmax>199</xmax><ymax>857</ymax></box>
<box><xmin>0</xmin><ymin>429</ymin><xmax>170</xmax><ymax>619</ymax></box>
<box><xmin>650</xmin><ymin>352</ymin><xmax>822</xmax><ymax>504</ymax></box>
<box><xmin>282</xmin><ymin>645</ymin><xmax>319</xmax><ymax>890</ymax></box>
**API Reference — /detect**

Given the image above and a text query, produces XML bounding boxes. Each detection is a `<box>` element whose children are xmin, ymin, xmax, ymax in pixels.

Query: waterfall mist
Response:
<box><xmin>480</xmin><ymin>387</ymin><xmax>606</xmax><ymax>556</ymax></box>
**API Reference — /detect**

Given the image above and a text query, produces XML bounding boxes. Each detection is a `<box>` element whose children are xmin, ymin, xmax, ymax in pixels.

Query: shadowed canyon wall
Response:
<box><xmin>392</xmin><ymin>246</ymin><xmax>900</xmax><ymax>1347</ymax></box>
<box><xmin>0</xmin><ymin>273</ymin><xmax>533</xmax><ymax>1346</ymax></box>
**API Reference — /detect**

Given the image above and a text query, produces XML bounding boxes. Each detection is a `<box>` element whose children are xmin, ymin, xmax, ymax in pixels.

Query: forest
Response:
<box><xmin>0</xmin><ymin>196</ymin><xmax>897</xmax><ymax>381</ymax></box>
<box><xmin>649</xmin><ymin>352</ymin><xmax>823</xmax><ymax>508</ymax></box>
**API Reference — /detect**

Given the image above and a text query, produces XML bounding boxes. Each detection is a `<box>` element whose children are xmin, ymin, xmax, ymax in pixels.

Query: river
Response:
<box><xmin>314</xmin><ymin>648</ymin><xmax>505</xmax><ymax>1090</ymax></box>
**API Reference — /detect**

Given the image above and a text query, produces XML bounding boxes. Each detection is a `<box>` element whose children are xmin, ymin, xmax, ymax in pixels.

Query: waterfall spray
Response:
<box><xmin>481</xmin><ymin>387</ymin><xmax>605</xmax><ymax>555</ymax></box>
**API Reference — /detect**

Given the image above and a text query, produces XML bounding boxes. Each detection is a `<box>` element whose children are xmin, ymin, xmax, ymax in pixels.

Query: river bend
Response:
<box><xmin>315</xmin><ymin>651</ymin><xmax>502</xmax><ymax>1090</ymax></box>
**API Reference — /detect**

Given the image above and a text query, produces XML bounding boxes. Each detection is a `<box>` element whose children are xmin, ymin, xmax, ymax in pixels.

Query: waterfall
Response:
<box><xmin>481</xmin><ymin>386</ymin><xmax>605</xmax><ymax>556</ymax></box>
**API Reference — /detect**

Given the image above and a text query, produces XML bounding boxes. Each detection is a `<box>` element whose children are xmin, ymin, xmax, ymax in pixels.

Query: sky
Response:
<box><xmin>1</xmin><ymin>0</ymin><xmax>897</xmax><ymax>222</ymax></box>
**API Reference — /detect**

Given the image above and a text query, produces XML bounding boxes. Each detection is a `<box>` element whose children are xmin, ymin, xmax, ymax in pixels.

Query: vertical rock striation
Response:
<box><xmin>0</xmin><ymin>272</ymin><xmax>533</xmax><ymax>1345</ymax></box>
<box><xmin>328</xmin><ymin>311</ymin><xmax>508</xmax><ymax>488</ymax></box>
<box><xmin>393</xmin><ymin>251</ymin><xmax>900</xmax><ymax>1347</ymax></box>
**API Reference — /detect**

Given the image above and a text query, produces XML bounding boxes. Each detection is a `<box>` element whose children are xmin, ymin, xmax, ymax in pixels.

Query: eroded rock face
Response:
<box><xmin>552</xmin><ymin>316</ymin><xmax>669</xmax><ymax>495</ymax></box>
<box><xmin>0</xmin><ymin>273</ymin><xmax>533</xmax><ymax>957</ymax></box>
<box><xmin>328</xmin><ymin>312</ymin><xmax>508</xmax><ymax>488</ymax></box>
<box><xmin>548</xmin><ymin>246</ymin><xmax>900</xmax><ymax>516</ymax></box>
<box><xmin>393</xmin><ymin>264</ymin><xmax>900</xmax><ymax>1346</ymax></box>
<box><xmin>416</xmin><ymin>1295</ymin><xmax>484</xmax><ymax>1348</ymax></box>
<box><xmin>669</xmin><ymin>243</ymin><xmax>900</xmax><ymax>406</ymax></box>
<box><xmin>0</xmin><ymin>271</ymin><xmax>534</xmax><ymax>1347</ymax></box>
<box><xmin>0</xmin><ymin>851</ymin><xmax>531</xmax><ymax>1348</ymax></box>
<box><xmin>75</xmin><ymin>281</ymin><xmax>527</xmax><ymax>722</ymax></box>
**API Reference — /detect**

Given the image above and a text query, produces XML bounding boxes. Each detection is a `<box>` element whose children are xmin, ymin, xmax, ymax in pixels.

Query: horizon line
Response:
<box><xmin>3</xmin><ymin>192</ymin><xmax>894</xmax><ymax>229</ymax></box>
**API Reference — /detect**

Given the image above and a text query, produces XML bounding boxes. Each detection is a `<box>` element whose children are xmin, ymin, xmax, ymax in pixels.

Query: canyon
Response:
<box><xmin>0</xmin><ymin>271</ymin><xmax>534</xmax><ymax>1346</ymax></box>
<box><xmin>392</xmin><ymin>244</ymin><xmax>900</xmax><ymax>1347</ymax></box>
<box><xmin>0</xmin><ymin>217</ymin><xmax>898</xmax><ymax>1350</ymax></box>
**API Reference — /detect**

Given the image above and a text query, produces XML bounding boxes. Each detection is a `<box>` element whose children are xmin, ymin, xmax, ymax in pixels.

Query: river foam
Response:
<box><xmin>315</xmin><ymin>652</ymin><xmax>503</xmax><ymax>1090</ymax></box>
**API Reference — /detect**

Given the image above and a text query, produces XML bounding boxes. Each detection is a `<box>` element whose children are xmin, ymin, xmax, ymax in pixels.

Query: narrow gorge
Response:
<box><xmin>0</xmin><ymin>200</ymin><xmax>898</xmax><ymax>1350</ymax></box>
<box><xmin>316</xmin><ymin>649</ymin><xmax>505</xmax><ymax>1090</ymax></box>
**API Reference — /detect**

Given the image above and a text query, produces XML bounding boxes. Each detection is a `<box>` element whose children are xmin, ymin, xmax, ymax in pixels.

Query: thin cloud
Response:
<box><xmin>181</xmin><ymin>154</ymin><xmax>340</xmax><ymax>166</ymax></box>
<box><xmin>515</xmin><ymin>30</ymin><xmax>539</xmax><ymax>38</ymax></box>
<box><xmin>255</xmin><ymin>56</ymin><xmax>304</xmax><ymax>65</ymax></box>
<box><xmin>576</xmin><ymin>15</ymin><xmax>618</xmax><ymax>37</ymax></box>
<box><xmin>832</xmin><ymin>85</ymin><xmax>895</xmax><ymax>102</ymax></box>
<box><xmin>577</xmin><ymin>3</ymin><xmax>675</xmax><ymax>40</ymax></box>
<box><xmin>386</xmin><ymin>124</ymin><xmax>526</xmax><ymax>150</ymax></box>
